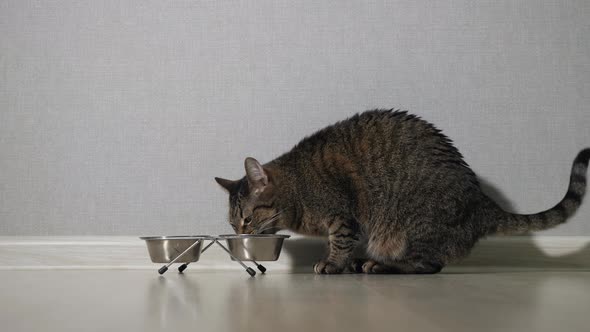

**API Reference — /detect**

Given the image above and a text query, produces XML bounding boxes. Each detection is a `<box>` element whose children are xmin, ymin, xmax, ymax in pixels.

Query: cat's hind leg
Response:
<box><xmin>364</xmin><ymin>233</ymin><xmax>445</xmax><ymax>274</ymax></box>
<box><xmin>360</xmin><ymin>259</ymin><xmax>443</xmax><ymax>274</ymax></box>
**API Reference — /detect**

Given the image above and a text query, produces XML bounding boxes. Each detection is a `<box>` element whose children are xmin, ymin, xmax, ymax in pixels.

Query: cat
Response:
<box><xmin>215</xmin><ymin>109</ymin><xmax>589</xmax><ymax>274</ymax></box>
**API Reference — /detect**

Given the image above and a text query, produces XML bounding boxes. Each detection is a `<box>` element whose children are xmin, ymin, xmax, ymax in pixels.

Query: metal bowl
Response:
<box><xmin>140</xmin><ymin>236</ymin><xmax>213</xmax><ymax>263</ymax></box>
<box><xmin>219</xmin><ymin>234</ymin><xmax>290</xmax><ymax>261</ymax></box>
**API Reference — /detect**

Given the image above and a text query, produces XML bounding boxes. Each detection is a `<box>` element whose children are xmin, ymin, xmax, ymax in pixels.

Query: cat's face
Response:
<box><xmin>215</xmin><ymin>158</ymin><xmax>283</xmax><ymax>234</ymax></box>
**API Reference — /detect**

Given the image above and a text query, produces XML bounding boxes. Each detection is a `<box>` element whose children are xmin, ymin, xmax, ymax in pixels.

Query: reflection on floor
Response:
<box><xmin>1</xmin><ymin>269</ymin><xmax>589</xmax><ymax>332</ymax></box>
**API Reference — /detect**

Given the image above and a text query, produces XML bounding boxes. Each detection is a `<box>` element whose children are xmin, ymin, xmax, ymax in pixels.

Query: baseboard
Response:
<box><xmin>1</xmin><ymin>235</ymin><xmax>589</xmax><ymax>273</ymax></box>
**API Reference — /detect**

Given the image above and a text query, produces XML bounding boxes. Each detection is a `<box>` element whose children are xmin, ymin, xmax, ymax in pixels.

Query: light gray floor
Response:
<box><xmin>1</xmin><ymin>269</ymin><xmax>589</xmax><ymax>332</ymax></box>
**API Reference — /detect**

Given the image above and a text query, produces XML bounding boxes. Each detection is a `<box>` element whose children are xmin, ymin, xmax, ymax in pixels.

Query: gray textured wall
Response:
<box><xmin>1</xmin><ymin>0</ymin><xmax>589</xmax><ymax>236</ymax></box>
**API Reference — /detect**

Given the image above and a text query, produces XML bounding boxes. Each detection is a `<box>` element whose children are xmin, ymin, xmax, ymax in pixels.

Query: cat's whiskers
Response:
<box><xmin>255</xmin><ymin>225</ymin><xmax>282</xmax><ymax>234</ymax></box>
<box><xmin>254</xmin><ymin>215</ymin><xmax>280</xmax><ymax>233</ymax></box>
<box><xmin>254</xmin><ymin>209</ymin><xmax>285</xmax><ymax>234</ymax></box>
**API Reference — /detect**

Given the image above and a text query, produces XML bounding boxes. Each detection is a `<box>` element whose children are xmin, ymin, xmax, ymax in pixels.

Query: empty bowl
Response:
<box><xmin>140</xmin><ymin>235</ymin><xmax>213</xmax><ymax>263</ymax></box>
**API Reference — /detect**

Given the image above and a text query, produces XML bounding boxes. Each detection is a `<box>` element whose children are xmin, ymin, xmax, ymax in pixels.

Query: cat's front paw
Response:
<box><xmin>313</xmin><ymin>260</ymin><xmax>344</xmax><ymax>274</ymax></box>
<box><xmin>350</xmin><ymin>259</ymin><xmax>392</xmax><ymax>274</ymax></box>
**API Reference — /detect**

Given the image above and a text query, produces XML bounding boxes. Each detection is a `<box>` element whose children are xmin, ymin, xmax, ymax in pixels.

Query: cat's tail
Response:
<box><xmin>487</xmin><ymin>148</ymin><xmax>590</xmax><ymax>235</ymax></box>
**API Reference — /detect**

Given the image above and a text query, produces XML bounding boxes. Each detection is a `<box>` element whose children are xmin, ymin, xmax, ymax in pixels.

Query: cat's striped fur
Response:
<box><xmin>216</xmin><ymin>110</ymin><xmax>589</xmax><ymax>274</ymax></box>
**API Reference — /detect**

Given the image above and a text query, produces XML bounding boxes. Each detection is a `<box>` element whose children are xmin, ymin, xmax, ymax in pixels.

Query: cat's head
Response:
<box><xmin>215</xmin><ymin>157</ymin><xmax>285</xmax><ymax>234</ymax></box>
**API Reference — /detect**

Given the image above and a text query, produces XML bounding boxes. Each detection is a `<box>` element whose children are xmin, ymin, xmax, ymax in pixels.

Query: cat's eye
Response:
<box><xmin>244</xmin><ymin>216</ymin><xmax>253</xmax><ymax>225</ymax></box>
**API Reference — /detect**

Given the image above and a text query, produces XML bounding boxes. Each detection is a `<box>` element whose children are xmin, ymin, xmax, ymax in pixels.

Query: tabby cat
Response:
<box><xmin>215</xmin><ymin>110</ymin><xmax>589</xmax><ymax>274</ymax></box>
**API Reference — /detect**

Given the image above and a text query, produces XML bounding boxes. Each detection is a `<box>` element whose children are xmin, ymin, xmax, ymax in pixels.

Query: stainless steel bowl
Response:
<box><xmin>219</xmin><ymin>234</ymin><xmax>290</xmax><ymax>261</ymax></box>
<box><xmin>140</xmin><ymin>236</ymin><xmax>213</xmax><ymax>263</ymax></box>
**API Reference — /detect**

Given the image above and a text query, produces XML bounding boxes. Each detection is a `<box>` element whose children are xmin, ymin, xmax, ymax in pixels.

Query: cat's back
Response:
<box><xmin>274</xmin><ymin>109</ymin><xmax>480</xmax><ymax>223</ymax></box>
<box><xmin>280</xmin><ymin>109</ymin><xmax>465</xmax><ymax>169</ymax></box>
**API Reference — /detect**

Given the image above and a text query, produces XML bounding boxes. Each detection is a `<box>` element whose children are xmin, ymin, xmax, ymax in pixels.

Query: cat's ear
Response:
<box><xmin>215</xmin><ymin>177</ymin><xmax>239</xmax><ymax>193</ymax></box>
<box><xmin>244</xmin><ymin>157</ymin><xmax>268</xmax><ymax>194</ymax></box>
